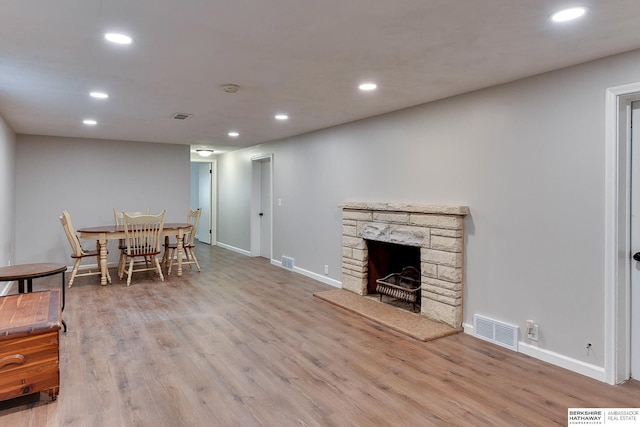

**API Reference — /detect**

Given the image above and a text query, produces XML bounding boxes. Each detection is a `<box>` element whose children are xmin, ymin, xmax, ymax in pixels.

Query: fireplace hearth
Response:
<box><xmin>339</xmin><ymin>202</ymin><xmax>469</xmax><ymax>328</ymax></box>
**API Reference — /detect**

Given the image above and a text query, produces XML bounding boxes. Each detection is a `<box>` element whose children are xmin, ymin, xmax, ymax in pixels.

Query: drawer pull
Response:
<box><xmin>0</xmin><ymin>354</ymin><xmax>25</xmax><ymax>368</ymax></box>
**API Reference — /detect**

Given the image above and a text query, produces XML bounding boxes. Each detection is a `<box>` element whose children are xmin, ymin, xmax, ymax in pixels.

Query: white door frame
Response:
<box><xmin>604</xmin><ymin>82</ymin><xmax>640</xmax><ymax>384</ymax></box>
<box><xmin>250</xmin><ymin>154</ymin><xmax>273</xmax><ymax>258</ymax></box>
<box><xmin>197</xmin><ymin>162</ymin><xmax>212</xmax><ymax>244</ymax></box>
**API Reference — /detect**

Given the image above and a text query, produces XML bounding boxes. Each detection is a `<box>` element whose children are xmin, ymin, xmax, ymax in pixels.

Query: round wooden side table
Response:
<box><xmin>0</xmin><ymin>263</ymin><xmax>67</xmax><ymax>332</ymax></box>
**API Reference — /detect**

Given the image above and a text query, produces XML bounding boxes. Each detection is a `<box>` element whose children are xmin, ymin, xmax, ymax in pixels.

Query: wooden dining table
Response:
<box><xmin>76</xmin><ymin>223</ymin><xmax>192</xmax><ymax>286</ymax></box>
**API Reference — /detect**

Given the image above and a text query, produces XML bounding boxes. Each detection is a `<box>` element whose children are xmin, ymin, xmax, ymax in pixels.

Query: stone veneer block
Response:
<box><xmin>431</xmin><ymin>228</ymin><xmax>463</xmax><ymax>238</ymax></box>
<box><xmin>430</xmin><ymin>235</ymin><xmax>463</xmax><ymax>253</ymax></box>
<box><xmin>422</xmin><ymin>286</ymin><xmax>462</xmax><ymax>300</ymax></box>
<box><xmin>373</xmin><ymin>212</ymin><xmax>410</xmax><ymax>224</ymax></box>
<box><xmin>342</xmin><ymin>261</ymin><xmax>366</xmax><ymax>274</ymax></box>
<box><xmin>360</xmin><ymin>223</ymin><xmax>390</xmax><ymax>241</ymax></box>
<box><xmin>423</xmin><ymin>277</ymin><xmax>462</xmax><ymax>292</ymax></box>
<box><xmin>343</xmin><ymin>236</ymin><xmax>367</xmax><ymax>249</ymax></box>
<box><xmin>342</xmin><ymin>275</ymin><xmax>367</xmax><ymax>295</ymax></box>
<box><xmin>437</xmin><ymin>265</ymin><xmax>463</xmax><ymax>282</ymax></box>
<box><xmin>410</xmin><ymin>214</ymin><xmax>464</xmax><ymax>230</ymax></box>
<box><xmin>421</xmin><ymin>262</ymin><xmax>438</xmax><ymax>278</ymax></box>
<box><xmin>343</xmin><ymin>210</ymin><xmax>373</xmax><ymax>221</ymax></box>
<box><xmin>352</xmin><ymin>248</ymin><xmax>368</xmax><ymax>262</ymax></box>
<box><xmin>422</xmin><ymin>298</ymin><xmax>462</xmax><ymax>328</ymax></box>
<box><xmin>360</xmin><ymin>222</ymin><xmax>430</xmax><ymax>247</ymax></box>
<box><xmin>422</xmin><ymin>249</ymin><xmax>462</xmax><ymax>268</ymax></box>
<box><xmin>388</xmin><ymin>226</ymin><xmax>429</xmax><ymax>247</ymax></box>
<box><xmin>343</xmin><ymin>224</ymin><xmax>357</xmax><ymax>237</ymax></box>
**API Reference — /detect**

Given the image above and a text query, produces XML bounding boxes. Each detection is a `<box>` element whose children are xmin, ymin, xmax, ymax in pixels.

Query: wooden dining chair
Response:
<box><xmin>114</xmin><ymin>208</ymin><xmax>149</xmax><ymax>279</ymax></box>
<box><xmin>120</xmin><ymin>210</ymin><xmax>166</xmax><ymax>286</ymax></box>
<box><xmin>163</xmin><ymin>208</ymin><xmax>202</xmax><ymax>275</ymax></box>
<box><xmin>59</xmin><ymin>210</ymin><xmax>111</xmax><ymax>287</ymax></box>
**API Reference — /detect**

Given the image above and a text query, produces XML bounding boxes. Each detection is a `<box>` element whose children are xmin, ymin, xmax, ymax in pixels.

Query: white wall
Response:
<box><xmin>217</xmin><ymin>149</ymin><xmax>256</xmax><ymax>251</ymax></box>
<box><xmin>0</xmin><ymin>114</ymin><xmax>16</xmax><ymax>268</ymax></box>
<box><xmin>15</xmin><ymin>135</ymin><xmax>190</xmax><ymax>265</ymax></box>
<box><xmin>215</xmin><ymin>48</ymin><xmax>640</xmax><ymax>377</ymax></box>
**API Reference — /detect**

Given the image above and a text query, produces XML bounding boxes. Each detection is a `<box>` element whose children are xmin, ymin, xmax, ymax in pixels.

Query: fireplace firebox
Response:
<box><xmin>366</xmin><ymin>240</ymin><xmax>420</xmax><ymax>294</ymax></box>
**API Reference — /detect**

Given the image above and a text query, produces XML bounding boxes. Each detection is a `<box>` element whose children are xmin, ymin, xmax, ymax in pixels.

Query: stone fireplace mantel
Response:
<box><xmin>339</xmin><ymin>202</ymin><xmax>470</xmax><ymax>328</ymax></box>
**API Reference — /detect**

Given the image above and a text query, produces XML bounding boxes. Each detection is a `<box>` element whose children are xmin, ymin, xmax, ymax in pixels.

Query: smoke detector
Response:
<box><xmin>221</xmin><ymin>84</ymin><xmax>240</xmax><ymax>94</ymax></box>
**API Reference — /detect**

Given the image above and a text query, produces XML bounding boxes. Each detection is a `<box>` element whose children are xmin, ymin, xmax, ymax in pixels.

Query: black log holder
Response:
<box><xmin>375</xmin><ymin>266</ymin><xmax>421</xmax><ymax>312</ymax></box>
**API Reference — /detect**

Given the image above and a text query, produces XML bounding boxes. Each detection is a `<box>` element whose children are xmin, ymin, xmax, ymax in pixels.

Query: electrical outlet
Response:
<box><xmin>324</xmin><ymin>264</ymin><xmax>329</xmax><ymax>275</ymax></box>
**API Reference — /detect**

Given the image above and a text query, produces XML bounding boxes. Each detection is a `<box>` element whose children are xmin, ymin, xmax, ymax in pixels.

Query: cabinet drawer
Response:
<box><xmin>0</xmin><ymin>332</ymin><xmax>59</xmax><ymax>371</ymax></box>
<box><xmin>0</xmin><ymin>332</ymin><xmax>59</xmax><ymax>401</ymax></box>
<box><xmin>0</xmin><ymin>360</ymin><xmax>59</xmax><ymax>401</ymax></box>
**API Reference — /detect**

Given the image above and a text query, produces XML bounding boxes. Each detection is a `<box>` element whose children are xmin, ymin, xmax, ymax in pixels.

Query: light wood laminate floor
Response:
<box><xmin>1</xmin><ymin>244</ymin><xmax>638</xmax><ymax>426</ymax></box>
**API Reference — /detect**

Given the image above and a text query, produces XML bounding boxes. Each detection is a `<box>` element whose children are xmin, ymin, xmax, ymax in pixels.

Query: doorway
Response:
<box><xmin>606</xmin><ymin>83</ymin><xmax>640</xmax><ymax>384</ymax></box>
<box><xmin>631</xmin><ymin>102</ymin><xmax>640</xmax><ymax>380</ymax></box>
<box><xmin>191</xmin><ymin>161</ymin><xmax>216</xmax><ymax>245</ymax></box>
<box><xmin>250</xmin><ymin>154</ymin><xmax>273</xmax><ymax>259</ymax></box>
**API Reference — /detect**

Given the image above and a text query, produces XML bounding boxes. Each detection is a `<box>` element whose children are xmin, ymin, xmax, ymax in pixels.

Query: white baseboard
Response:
<box><xmin>216</xmin><ymin>242</ymin><xmax>252</xmax><ymax>257</ymax></box>
<box><xmin>518</xmin><ymin>342</ymin><xmax>605</xmax><ymax>382</ymax></box>
<box><xmin>271</xmin><ymin>259</ymin><xmax>342</xmax><ymax>288</ymax></box>
<box><xmin>463</xmin><ymin>322</ymin><xmax>605</xmax><ymax>382</ymax></box>
<box><xmin>219</xmin><ymin>245</ymin><xmax>343</xmax><ymax>289</ymax></box>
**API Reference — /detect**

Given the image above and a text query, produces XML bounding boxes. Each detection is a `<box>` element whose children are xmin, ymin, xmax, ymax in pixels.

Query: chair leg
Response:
<box><xmin>167</xmin><ymin>248</ymin><xmax>176</xmax><ymax>275</ymax></box>
<box><xmin>105</xmin><ymin>263</ymin><xmax>112</xmax><ymax>284</ymax></box>
<box><xmin>68</xmin><ymin>258</ymin><xmax>82</xmax><ymax>288</ymax></box>
<box><xmin>161</xmin><ymin>247</ymin><xmax>169</xmax><ymax>268</ymax></box>
<box><xmin>187</xmin><ymin>248</ymin><xmax>201</xmax><ymax>272</ymax></box>
<box><xmin>153</xmin><ymin>257</ymin><xmax>165</xmax><ymax>282</ymax></box>
<box><xmin>117</xmin><ymin>250</ymin><xmax>125</xmax><ymax>279</ymax></box>
<box><xmin>126</xmin><ymin>257</ymin><xmax>134</xmax><ymax>286</ymax></box>
<box><xmin>118</xmin><ymin>260</ymin><xmax>123</xmax><ymax>280</ymax></box>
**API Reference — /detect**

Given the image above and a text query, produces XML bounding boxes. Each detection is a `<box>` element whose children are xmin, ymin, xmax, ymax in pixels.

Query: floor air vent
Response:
<box><xmin>473</xmin><ymin>314</ymin><xmax>518</xmax><ymax>351</ymax></box>
<box><xmin>281</xmin><ymin>256</ymin><xmax>294</xmax><ymax>271</ymax></box>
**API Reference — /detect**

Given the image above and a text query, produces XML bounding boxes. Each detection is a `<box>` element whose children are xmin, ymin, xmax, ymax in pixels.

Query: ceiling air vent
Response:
<box><xmin>172</xmin><ymin>112</ymin><xmax>193</xmax><ymax>120</ymax></box>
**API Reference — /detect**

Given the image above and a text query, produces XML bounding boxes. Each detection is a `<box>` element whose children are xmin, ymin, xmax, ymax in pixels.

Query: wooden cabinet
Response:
<box><xmin>0</xmin><ymin>290</ymin><xmax>61</xmax><ymax>401</ymax></box>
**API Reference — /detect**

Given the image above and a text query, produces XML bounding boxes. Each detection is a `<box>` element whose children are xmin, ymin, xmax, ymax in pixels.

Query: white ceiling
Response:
<box><xmin>2</xmin><ymin>1</ymin><xmax>640</xmax><ymax>154</ymax></box>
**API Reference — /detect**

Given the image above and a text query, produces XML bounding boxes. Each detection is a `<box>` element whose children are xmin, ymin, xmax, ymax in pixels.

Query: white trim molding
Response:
<box><xmin>604</xmin><ymin>82</ymin><xmax>640</xmax><ymax>384</ymax></box>
<box><xmin>271</xmin><ymin>258</ymin><xmax>342</xmax><ymax>288</ymax></box>
<box><xmin>216</xmin><ymin>242</ymin><xmax>252</xmax><ymax>257</ymax></box>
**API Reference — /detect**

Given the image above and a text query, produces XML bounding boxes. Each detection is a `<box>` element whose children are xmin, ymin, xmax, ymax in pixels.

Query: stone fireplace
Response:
<box><xmin>339</xmin><ymin>202</ymin><xmax>469</xmax><ymax>328</ymax></box>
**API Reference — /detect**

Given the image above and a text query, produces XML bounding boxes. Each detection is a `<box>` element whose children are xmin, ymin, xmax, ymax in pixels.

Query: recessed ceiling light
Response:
<box><xmin>104</xmin><ymin>33</ymin><xmax>133</xmax><ymax>44</ymax></box>
<box><xmin>550</xmin><ymin>7</ymin><xmax>587</xmax><ymax>22</ymax></box>
<box><xmin>275</xmin><ymin>114</ymin><xmax>289</xmax><ymax>120</ymax></box>
<box><xmin>228</xmin><ymin>131</ymin><xmax>239</xmax><ymax>137</ymax></box>
<box><xmin>359</xmin><ymin>82</ymin><xmax>377</xmax><ymax>91</ymax></box>
<box><xmin>83</xmin><ymin>119</ymin><xmax>97</xmax><ymax>125</ymax></box>
<box><xmin>90</xmin><ymin>91</ymin><xmax>109</xmax><ymax>99</ymax></box>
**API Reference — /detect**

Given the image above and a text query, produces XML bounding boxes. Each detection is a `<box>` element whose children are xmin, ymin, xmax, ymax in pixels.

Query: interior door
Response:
<box><xmin>631</xmin><ymin>102</ymin><xmax>640</xmax><ymax>379</ymax></box>
<box><xmin>259</xmin><ymin>158</ymin><xmax>272</xmax><ymax>259</ymax></box>
<box><xmin>198</xmin><ymin>162</ymin><xmax>212</xmax><ymax>244</ymax></box>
